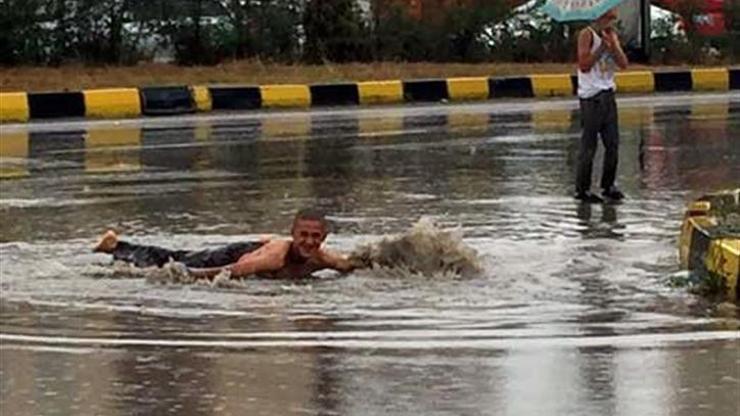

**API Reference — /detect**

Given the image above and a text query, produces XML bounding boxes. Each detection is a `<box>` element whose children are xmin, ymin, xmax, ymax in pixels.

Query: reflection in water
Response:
<box><xmin>577</xmin><ymin>347</ymin><xmax>616</xmax><ymax>415</ymax></box>
<box><xmin>575</xmin><ymin>203</ymin><xmax>623</xmax><ymax>240</ymax></box>
<box><xmin>0</xmin><ymin>129</ymin><xmax>29</xmax><ymax>178</ymax></box>
<box><xmin>85</xmin><ymin>127</ymin><xmax>141</xmax><ymax>173</ymax></box>
<box><xmin>1</xmin><ymin>95</ymin><xmax>739</xmax><ymax>415</ymax></box>
<box><xmin>639</xmin><ymin>102</ymin><xmax>739</xmax><ymax>191</ymax></box>
<box><xmin>306</xmin><ymin>115</ymin><xmax>358</xmax><ymax>204</ymax></box>
<box><xmin>113</xmin><ymin>350</ymin><xmax>215</xmax><ymax>416</ymax></box>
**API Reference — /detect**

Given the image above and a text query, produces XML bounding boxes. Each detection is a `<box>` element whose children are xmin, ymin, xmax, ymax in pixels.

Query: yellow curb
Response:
<box><xmin>691</xmin><ymin>68</ymin><xmax>729</xmax><ymax>91</ymax></box>
<box><xmin>615</xmin><ymin>71</ymin><xmax>654</xmax><ymax>94</ymax></box>
<box><xmin>530</xmin><ymin>74</ymin><xmax>572</xmax><ymax>97</ymax></box>
<box><xmin>191</xmin><ymin>85</ymin><xmax>212</xmax><ymax>112</ymax></box>
<box><xmin>446</xmin><ymin>77</ymin><xmax>489</xmax><ymax>101</ymax></box>
<box><xmin>358</xmin><ymin>80</ymin><xmax>403</xmax><ymax>105</ymax></box>
<box><xmin>0</xmin><ymin>92</ymin><xmax>30</xmax><ymax>122</ymax></box>
<box><xmin>83</xmin><ymin>88</ymin><xmax>141</xmax><ymax>119</ymax></box>
<box><xmin>260</xmin><ymin>84</ymin><xmax>310</xmax><ymax>108</ymax></box>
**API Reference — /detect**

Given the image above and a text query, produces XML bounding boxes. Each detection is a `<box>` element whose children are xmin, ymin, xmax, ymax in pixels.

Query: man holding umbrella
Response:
<box><xmin>542</xmin><ymin>1</ymin><xmax>629</xmax><ymax>203</ymax></box>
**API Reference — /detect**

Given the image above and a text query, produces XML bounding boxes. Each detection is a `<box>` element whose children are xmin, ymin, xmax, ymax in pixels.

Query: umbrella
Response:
<box><xmin>540</xmin><ymin>0</ymin><xmax>626</xmax><ymax>22</ymax></box>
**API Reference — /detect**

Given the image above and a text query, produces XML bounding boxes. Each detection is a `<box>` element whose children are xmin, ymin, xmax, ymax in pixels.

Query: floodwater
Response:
<box><xmin>1</xmin><ymin>92</ymin><xmax>739</xmax><ymax>416</ymax></box>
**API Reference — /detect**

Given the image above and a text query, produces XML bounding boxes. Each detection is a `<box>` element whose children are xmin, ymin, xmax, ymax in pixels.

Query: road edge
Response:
<box><xmin>1</xmin><ymin>67</ymin><xmax>737</xmax><ymax>123</ymax></box>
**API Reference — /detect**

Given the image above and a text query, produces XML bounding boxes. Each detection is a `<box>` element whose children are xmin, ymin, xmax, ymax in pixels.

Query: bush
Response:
<box><xmin>247</xmin><ymin>0</ymin><xmax>303</xmax><ymax>62</ymax></box>
<box><xmin>650</xmin><ymin>5</ymin><xmax>736</xmax><ymax>65</ymax></box>
<box><xmin>303</xmin><ymin>0</ymin><xmax>370</xmax><ymax>63</ymax></box>
<box><xmin>485</xmin><ymin>5</ymin><xmax>574</xmax><ymax>63</ymax></box>
<box><xmin>0</xmin><ymin>0</ymin><xmax>735</xmax><ymax>66</ymax></box>
<box><xmin>0</xmin><ymin>0</ymin><xmax>42</xmax><ymax>64</ymax></box>
<box><xmin>371</xmin><ymin>5</ymin><xmax>430</xmax><ymax>61</ymax></box>
<box><xmin>0</xmin><ymin>0</ymin><xmax>154</xmax><ymax>65</ymax></box>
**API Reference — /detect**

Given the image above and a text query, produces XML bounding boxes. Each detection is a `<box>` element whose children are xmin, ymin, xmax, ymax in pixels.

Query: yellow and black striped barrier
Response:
<box><xmin>0</xmin><ymin>68</ymin><xmax>737</xmax><ymax>123</ymax></box>
<box><xmin>679</xmin><ymin>189</ymin><xmax>740</xmax><ymax>302</ymax></box>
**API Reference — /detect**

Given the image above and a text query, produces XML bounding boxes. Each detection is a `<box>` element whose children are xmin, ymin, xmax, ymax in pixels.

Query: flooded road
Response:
<box><xmin>1</xmin><ymin>92</ymin><xmax>739</xmax><ymax>416</ymax></box>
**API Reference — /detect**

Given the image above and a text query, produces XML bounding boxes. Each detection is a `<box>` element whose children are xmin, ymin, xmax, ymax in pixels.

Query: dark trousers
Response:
<box><xmin>112</xmin><ymin>241</ymin><xmax>264</xmax><ymax>268</ymax></box>
<box><xmin>576</xmin><ymin>90</ymin><xmax>619</xmax><ymax>194</ymax></box>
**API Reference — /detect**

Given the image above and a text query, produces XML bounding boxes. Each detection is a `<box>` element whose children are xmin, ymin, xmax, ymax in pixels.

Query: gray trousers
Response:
<box><xmin>576</xmin><ymin>90</ymin><xmax>619</xmax><ymax>194</ymax></box>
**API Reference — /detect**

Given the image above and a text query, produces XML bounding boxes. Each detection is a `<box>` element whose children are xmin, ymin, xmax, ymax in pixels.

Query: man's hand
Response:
<box><xmin>601</xmin><ymin>27</ymin><xmax>629</xmax><ymax>69</ymax></box>
<box><xmin>601</xmin><ymin>28</ymin><xmax>619</xmax><ymax>51</ymax></box>
<box><xmin>348</xmin><ymin>252</ymin><xmax>372</xmax><ymax>269</ymax></box>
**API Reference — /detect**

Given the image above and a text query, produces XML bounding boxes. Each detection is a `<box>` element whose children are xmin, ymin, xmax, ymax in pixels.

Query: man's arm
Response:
<box><xmin>578</xmin><ymin>28</ymin><xmax>606</xmax><ymax>72</ymax></box>
<box><xmin>318</xmin><ymin>249</ymin><xmax>367</xmax><ymax>273</ymax></box>
<box><xmin>188</xmin><ymin>240</ymin><xmax>289</xmax><ymax>280</ymax></box>
<box><xmin>602</xmin><ymin>28</ymin><xmax>628</xmax><ymax>69</ymax></box>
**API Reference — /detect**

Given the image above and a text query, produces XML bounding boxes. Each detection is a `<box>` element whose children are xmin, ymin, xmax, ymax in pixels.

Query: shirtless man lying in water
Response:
<box><xmin>93</xmin><ymin>209</ymin><xmax>367</xmax><ymax>280</ymax></box>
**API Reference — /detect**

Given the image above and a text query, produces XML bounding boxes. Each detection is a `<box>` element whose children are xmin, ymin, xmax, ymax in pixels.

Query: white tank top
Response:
<box><xmin>577</xmin><ymin>28</ymin><xmax>616</xmax><ymax>99</ymax></box>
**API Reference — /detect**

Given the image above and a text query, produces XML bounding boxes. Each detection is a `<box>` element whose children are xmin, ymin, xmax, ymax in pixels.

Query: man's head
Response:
<box><xmin>290</xmin><ymin>208</ymin><xmax>329</xmax><ymax>259</ymax></box>
<box><xmin>594</xmin><ymin>7</ymin><xmax>618</xmax><ymax>29</ymax></box>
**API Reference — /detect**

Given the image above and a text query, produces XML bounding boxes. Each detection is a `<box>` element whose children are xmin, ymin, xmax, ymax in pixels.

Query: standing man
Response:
<box><xmin>575</xmin><ymin>8</ymin><xmax>629</xmax><ymax>203</ymax></box>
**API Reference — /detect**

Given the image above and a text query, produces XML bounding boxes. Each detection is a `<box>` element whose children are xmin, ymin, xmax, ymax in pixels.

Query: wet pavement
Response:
<box><xmin>1</xmin><ymin>92</ymin><xmax>739</xmax><ymax>416</ymax></box>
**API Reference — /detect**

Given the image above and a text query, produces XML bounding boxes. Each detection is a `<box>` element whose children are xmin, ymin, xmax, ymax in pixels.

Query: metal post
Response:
<box><xmin>641</xmin><ymin>0</ymin><xmax>651</xmax><ymax>61</ymax></box>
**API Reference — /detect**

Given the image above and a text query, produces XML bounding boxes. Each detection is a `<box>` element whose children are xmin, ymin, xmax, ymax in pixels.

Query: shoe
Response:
<box><xmin>93</xmin><ymin>230</ymin><xmax>118</xmax><ymax>253</ymax></box>
<box><xmin>575</xmin><ymin>191</ymin><xmax>604</xmax><ymax>204</ymax></box>
<box><xmin>602</xmin><ymin>186</ymin><xmax>625</xmax><ymax>201</ymax></box>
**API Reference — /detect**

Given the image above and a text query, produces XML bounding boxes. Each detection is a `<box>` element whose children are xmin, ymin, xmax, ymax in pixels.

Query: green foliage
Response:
<box><xmin>250</xmin><ymin>0</ymin><xmax>303</xmax><ymax>62</ymax></box>
<box><xmin>650</xmin><ymin>10</ymin><xmax>692</xmax><ymax>63</ymax></box>
<box><xmin>0</xmin><ymin>0</ymin><xmax>736</xmax><ymax>66</ymax></box>
<box><xmin>370</xmin><ymin>5</ymin><xmax>428</xmax><ymax>61</ymax></box>
<box><xmin>701</xmin><ymin>191</ymin><xmax>740</xmax><ymax>238</ymax></box>
<box><xmin>671</xmin><ymin>269</ymin><xmax>728</xmax><ymax>301</ymax></box>
<box><xmin>370</xmin><ymin>0</ymin><xmax>514</xmax><ymax>62</ymax></box>
<box><xmin>724</xmin><ymin>0</ymin><xmax>739</xmax><ymax>61</ymax></box>
<box><xmin>303</xmin><ymin>0</ymin><xmax>370</xmax><ymax>63</ymax></box>
<box><xmin>484</xmin><ymin>4</ymin><xmax>575</xmax><ymax>63</ymax></box>
<box><xmin>0</xmin><ymin>0</ymin><xmax>160</xmax><ymax>65</ymax></box>
<box><xmin>164</xmin><ymin>0</ymin><xmax>221</xmax><ymax>65</ymax></box>
<box><xmin>444</xmin><ymin>2</ymin><xmax>510</xmax><ymax>62</ymax></box>
<box><xmin>650</xmin><ymin>3</ymin><xmax>737</xmax><ymax>65</ymax></box>
<box><xmin>688</xmin><ymin>269</ymin><xmax>729</xmax><ymax>299</ymax></box>
<box><xmin>0</xmin><ymin>0</ymin><xmax>45</xmax><ymax>64</ymax></box>
<box><xmin>203</xmin><ymin>0</ymin><xmax>302</xmax><ymax>62</ymax></box>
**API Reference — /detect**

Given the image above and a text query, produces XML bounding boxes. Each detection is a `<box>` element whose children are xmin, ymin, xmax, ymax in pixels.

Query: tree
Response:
<box><xmin>303</xmin><ymin>0</ymin><xmax>370</xmax><ymax>63</ymax></box>
<box><xmin>0</xmin><ymin>0</ymin><xmax>44</xmax><ymax>64</ymax></box>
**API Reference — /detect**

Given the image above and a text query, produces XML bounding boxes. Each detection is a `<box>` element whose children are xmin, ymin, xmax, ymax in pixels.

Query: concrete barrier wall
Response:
<box><xmin>679</xmin><ymin>190</ymin><xmax>740</xmax><ymax>302</ymax></box>
<box><xmin>1</xmin><ymin>67</ymin><xmax>738</xmax><ymax>123</ymax></box>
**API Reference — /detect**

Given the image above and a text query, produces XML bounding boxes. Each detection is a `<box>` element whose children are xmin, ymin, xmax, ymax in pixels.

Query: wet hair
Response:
<box><xmin>293</xmin><ymin>208</ymin><xmax>329</xmax><ymax>232</ymax></box>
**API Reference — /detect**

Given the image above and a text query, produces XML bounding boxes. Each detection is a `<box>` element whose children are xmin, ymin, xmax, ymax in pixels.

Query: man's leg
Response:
<box><xmin>576</xmin><ymin>98</ymin><xmax>601</xmax><ymax>196</ymax></box>
<box><xmin>177</xmin><ymin>241</ymin><xmax>264</xmax><ymax>268</ymax></box>
<box><xmin>599</xmin><ymin>93</ymin><xmax>622</xmax><ymax>198</ymax></box>
<box><xmin>110</xmin><ymin>241</ymin><xmax>189</xmax><ymax>268</ymax></box>
<box><xmin>94</xmin><ymin>231</ymin><xmax>263</xmax><ymax>268</ymax></box>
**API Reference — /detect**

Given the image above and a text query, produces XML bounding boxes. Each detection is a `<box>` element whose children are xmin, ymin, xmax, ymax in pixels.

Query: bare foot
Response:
<box><xmin>93</xmin><ymin>230</ymin><xmax>118</xmax><ymax>253</ymax></box>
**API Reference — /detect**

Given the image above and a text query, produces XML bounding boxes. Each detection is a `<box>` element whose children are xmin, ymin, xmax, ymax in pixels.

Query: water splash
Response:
<box><xmin>144</xmin><ymin>261</ymin><xmax>244</xmax><ymax>288</ymax></box>
<box><xmin>350</xmin><ymin>217</ymin><xmax>482</xmax><ymax>279</ymax></box>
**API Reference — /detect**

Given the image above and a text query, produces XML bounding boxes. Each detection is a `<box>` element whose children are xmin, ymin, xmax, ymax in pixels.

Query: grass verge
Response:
<box><xmin>0</xmin><ymin>61</ymin><xmax>698</xmax><ymax>92</ymax></box>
